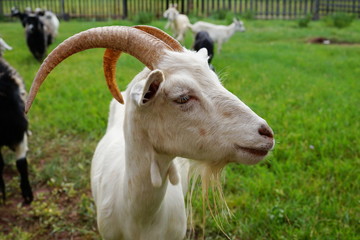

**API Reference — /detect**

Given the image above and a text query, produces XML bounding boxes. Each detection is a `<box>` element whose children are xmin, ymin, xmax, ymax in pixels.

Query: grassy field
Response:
<box><xmin>0</xmin><ymin>18</ymin><xmax>359</xmax><ymax>239</ymax></box>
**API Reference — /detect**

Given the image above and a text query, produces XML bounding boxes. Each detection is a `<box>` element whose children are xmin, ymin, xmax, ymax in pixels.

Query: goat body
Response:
<box><xmin>26</xmin><ymin>26</ymin><xmax>274</xmax><ymax>239</ymax></box>
<box><xmin>92</xmin><ymin>50</ymin><xmax>274</xmax><ymax>239</ymax></box>
<box><xmin>92</xmin><ymin>71</ymin><xmax>189</xmax><ymax>239</ymax></box>
<box><xmin>0</xmin><ymin>57</ymin><xmax>33</xmax><ymax>204</ymax></box>
<box><xmin>163</xmin><ymin>5</ymin><xmax>190</xmax><ymax>42</ymax></box>
<box><xmin>190</xmin><ymin>19</ymin><xmax>245</xmax><ymax>53</ymax></box>
<box><xmin>36</xmin><ymin>9</ymin><xmax>60</xmax><ymax>45</ymax></box>
<box><xmin>0</xmin><ymin>60</ymin><xmax>27</xmax><ymax>147</ymax></box>
<box><xmin>25</xmin><ymin>15</ymin><xmax>48</xmax><ymax>61</ymax></box>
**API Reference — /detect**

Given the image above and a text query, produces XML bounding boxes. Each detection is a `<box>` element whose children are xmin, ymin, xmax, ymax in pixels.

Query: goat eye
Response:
<box><xmin>175</xmin><ymin>95</ymin><xmax>190</xmax><ymax>104</ymax></box>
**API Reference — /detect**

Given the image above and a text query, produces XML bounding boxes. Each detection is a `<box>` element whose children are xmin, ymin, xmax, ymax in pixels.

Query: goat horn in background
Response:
<box><xmin>102</xmin><ymin>26</ymin><xmax>183</xmax><ymax>104</ymax></box>
<box><xmin>25</xmin><ymin>26</ymin><xmax>172</xmax><ymax>113</ymax></box>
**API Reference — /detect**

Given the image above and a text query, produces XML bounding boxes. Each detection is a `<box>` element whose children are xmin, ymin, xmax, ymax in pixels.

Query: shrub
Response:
<box><xmin>225</xmin><ymin>12</ymin><xmax>240</xmax><ymax>25</ymax></box>
<box><xmin>211</xmin><ymin>9</ymin><xmax>228</xmax><ymax>20</ymax></box>
<box><xmin>323</xmin><ymin>12</ymin><xmax>355</xmax><ymax>28</ymax></box>
<box><xmin>187</xmin><ymin>11</ymin><xmax>201</xmax><ymax>22</ymax></box>
<box><xmin>133</xmin><ymin>11</ymin><xmax>154</xmax><ymax>24</ymax></box>
<box><xmin>241</xmin><ymin>9</ymin><xmax>256</xmax><ymax>20</ymax></box>
<box><xmin>298</xmin><ymin>14</ymin><xmax>312</xmax><ymax>28</ymax></box>
<box><xmin>226</xmin><ymin>12</ymin><xmax>233</xmax><ymax>24</ymax></box>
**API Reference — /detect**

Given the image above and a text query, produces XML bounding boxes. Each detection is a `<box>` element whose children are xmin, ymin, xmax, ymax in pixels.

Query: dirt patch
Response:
<box><xmin>0</xmin><ymin>172</ymin><xmax>97</xmax><ymax>239</ymax></box>
<box><xmin>307</xmin><ymin>37</ymin><xmax>360</xmax><ymax>45</ymax></box>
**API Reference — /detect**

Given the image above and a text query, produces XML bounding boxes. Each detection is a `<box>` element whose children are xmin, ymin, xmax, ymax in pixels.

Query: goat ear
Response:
<box><xmin>130</xmin><ymin>70</ymin><xmax>164</xmax><ymax>106</ymax></box>
<box><xmin>197</xmin><ymin>48</ymin><xmax>208</xmax><ymax>59</ymax></box>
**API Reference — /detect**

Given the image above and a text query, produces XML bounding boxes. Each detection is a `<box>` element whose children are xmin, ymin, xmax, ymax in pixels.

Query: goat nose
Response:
<box><xmin>258</xmin><ymin>124</ymin><xmax>274</xmax><ymax>138</ymax></box>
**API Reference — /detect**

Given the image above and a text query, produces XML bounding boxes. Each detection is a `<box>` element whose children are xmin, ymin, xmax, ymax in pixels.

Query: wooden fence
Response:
<box><xmin>0</xmin><ymin>0</ymin><xmax>359</xmax><ymax>21</ymax></box>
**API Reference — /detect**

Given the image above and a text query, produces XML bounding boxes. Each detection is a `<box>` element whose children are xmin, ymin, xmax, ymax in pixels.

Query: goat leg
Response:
<box><xmin>0</xmin><ymin>153</ymin><xmax>5</xmax><ymax>204</ymax></box>
<box><xmin>16</xmin><ymin>157</ymin><xmax>33</xmax><ymax>204</ymax></box>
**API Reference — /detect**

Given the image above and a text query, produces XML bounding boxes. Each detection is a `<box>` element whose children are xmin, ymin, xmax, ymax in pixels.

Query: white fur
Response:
<box><xmin>189</xmin><ymin>19</ymin><xmax>246</xmax><ymax>53</ymax></box>
<box><xmin>38</xmin><ymin>10</ymin><xmax>60</xmax><ymax>41</ymax></box>
<box><xmin>163</xmin><ymin>5</ymin><xmax>190</xmax><ymax>42</ymax></box>
<box><xmin>0</xmin><ymin>38</ymin><xmax>12</xmax><ymax>56</ymax></box>
<box><xmin>91</xmin><ymin>49</ymin><xmax>274</xmax><ymax>239</ymax></box>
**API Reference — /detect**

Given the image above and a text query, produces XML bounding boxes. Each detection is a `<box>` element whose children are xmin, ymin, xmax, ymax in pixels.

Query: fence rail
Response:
<box><xmin>0</xmin><ymin>0</ymin><xmax>359</xmax><ymax>21</ymax></box>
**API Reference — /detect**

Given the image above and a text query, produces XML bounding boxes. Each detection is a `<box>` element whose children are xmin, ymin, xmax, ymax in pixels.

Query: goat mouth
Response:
<box><xmin>234</xmin><ymin>145</ymin><xmax>269</xmax><ymax>157</ymax></box>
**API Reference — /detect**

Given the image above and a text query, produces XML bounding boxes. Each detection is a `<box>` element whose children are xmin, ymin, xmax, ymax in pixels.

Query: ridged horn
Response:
<box><xmin>25</xmin><ymin>26</ymin><xmax>172</xmax><ymax>113</ymax></box>
<box><xmin>102</xmin><ymin>26</ymin><xmax>183</xmax><ymax>104</ymax></box>
<box><xmin>103</xmin><ymin>49</ymin><xmax>123</xmax><ymax>104</ymax></box>
<box><xmin>133</xmin><ymin>25</ymin><xmax>183</xmax><ymax>52</ymax></box>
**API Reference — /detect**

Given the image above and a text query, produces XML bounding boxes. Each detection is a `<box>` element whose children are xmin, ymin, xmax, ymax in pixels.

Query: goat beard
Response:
<box><xmin>187</xmin><ymin>161</ymin><xmax>232</xmax><ymax>239</ymax></box>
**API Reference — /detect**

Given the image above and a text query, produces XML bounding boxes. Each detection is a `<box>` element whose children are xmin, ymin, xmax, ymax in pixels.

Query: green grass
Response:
<box><xmin>0</xmin><ymin>19</ymin><xmax>359</xmax><ymax>239</ymax></box>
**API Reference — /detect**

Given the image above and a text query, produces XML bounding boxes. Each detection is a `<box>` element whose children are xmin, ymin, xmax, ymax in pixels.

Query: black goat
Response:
<box><xmin>25</xmin><ymin>14</ymin><xmax>48</xmax><ymax>61</ymax></box>
<box><xmin>193</xmin><ymin>31</ymin><xmax>214</xmax><ymax>65</ymax></box>
<box><xmin>11</xmin><ymin>7</ymin><xmax>48</xmax><ymax>61</ymax></box>
<box><xmin>0</xmin><ymin>56</ymin><xmax>33</xmax><ymax>204</ymax></box>
<box><xmin>11</xmin><ymin>7</ymin><xmax>28</xmax><ymax>27</ymax></box>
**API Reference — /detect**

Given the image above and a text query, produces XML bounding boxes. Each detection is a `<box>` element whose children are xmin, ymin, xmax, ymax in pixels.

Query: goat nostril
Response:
<box><xmin>258</xmin><ymin>125</ymin><xmax>274</xmax><ymax>138</ymax></box>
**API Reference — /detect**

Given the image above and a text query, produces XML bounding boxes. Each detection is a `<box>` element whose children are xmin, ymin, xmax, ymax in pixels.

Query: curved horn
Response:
<box><xmin>102</xmin><ymin>26</ymin><xmax>183</xmax><ymax>104</ymax></box>
<box><xmin>103</xmin><ymin>49</ymin><xmax>123</xmax><ymax>104</ymax></box>
<box><xmin>25</xmin><ymin>26</ymin><xmax>172</xmax><ymax>113</ymax></box>
<box><xmin>133</xmin><ymin>25</ymin><xmax>183</xmax><ymax>52</ymax></box>
<box><xmin>104</xmin><ymin>25</ymin><xmax>183</xmax><ymax>105</ymax></box>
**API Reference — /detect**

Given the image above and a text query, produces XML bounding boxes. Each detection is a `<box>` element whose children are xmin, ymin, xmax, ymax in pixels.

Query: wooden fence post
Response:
<box><xmin>60</xmin><ymin>0</ymin><xmax>65</xmax><ymax>19</ymax></box>
<box><xmin>312</xmin><ymin>0</ymin><xmax>320</xmax><ymax>20</ymax></box>
<box><xmin>181</xmin><ymin>0</ymin><xmax>185</xmax><ymax>13</ymax></box>
<box><xmin>353</xmin><ymin>0</ymin><xmax>359</xmax><ymax>18</ymax></box>
<box><xmin>123</xmin><ymin>0</ymin><xmax>128</xmax><ymax>19</ymax></box>
<box><xmin>201</xmin><ymin>0</ymin><xmax>205</xmax><ymax>16</ymax></box>
<box><xmin>0</xmin><ymin>0</ymin><xmax>357</xmax><ymax>21</ymax></box>
<box><xmin>187</xmin><ymin>0</ymin><xmax>194</xmax><ymax>15</ymax></box>
<box><xmin>0</xmin><ymin>0</ymin><xmax>3</xmax><ymax>19</ymax></box>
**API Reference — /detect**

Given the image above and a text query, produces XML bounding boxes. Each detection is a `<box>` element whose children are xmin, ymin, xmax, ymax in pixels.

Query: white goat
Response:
<box><xmin>35</xmin><ymin>8</ymin><xmax>60</xmax><ymax>45</ymax></box>
<box><xmin>163</xmin><ymin>4</ymin><xmax>190</xmax><ymax>42</ymax></box>
<box><xmin>189</xmin><ymin>18</ymin><xmax>246</xmax><ymax>53</ymax></box>
<box><xmin>25</xmin><ymin>26</ymin><xmax>274</xmax><ymax>239</ymax></box>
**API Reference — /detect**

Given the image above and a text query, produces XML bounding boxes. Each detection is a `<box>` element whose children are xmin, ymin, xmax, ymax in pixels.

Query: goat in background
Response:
<box><xmin>163</xmin><ymin>3</ymin><xmax>191</xmax><ymax>43</ymax></box>
<box><xmin>11</xmin><ymin>7</ymin><xmax>60</xmax><ymax>61</ymax></box>
<box><xmin>0</xmin><ymin>38</ymin><xmax>33</xmax><ymax>204</ymax></box>
<box><xmin>190</xmin><ymin>18</ymin><xmax>246</xmax><ymax>53</ymax></box>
